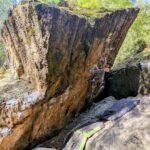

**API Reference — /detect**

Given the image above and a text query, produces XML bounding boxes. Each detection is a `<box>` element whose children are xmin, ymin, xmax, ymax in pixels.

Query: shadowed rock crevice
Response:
<box><xmin>102</xmin><ymin>58</ymin><xmax>150</xmax><ymax>99</ymax></box>
<box><xmin>104</xmin><ymin>66</ymin><xmax>140</xmax><ymax>99</ymax></box>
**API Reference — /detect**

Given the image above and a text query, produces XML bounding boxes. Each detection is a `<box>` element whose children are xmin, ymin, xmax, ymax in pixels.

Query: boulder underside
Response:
<box><xmin>104</xmin><ymin>59</ymin><xmax>150</xmax><ymax>99</ymax></box>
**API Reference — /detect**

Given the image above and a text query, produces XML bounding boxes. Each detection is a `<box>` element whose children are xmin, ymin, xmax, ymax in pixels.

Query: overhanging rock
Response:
<box><xmin>0</xmin><ymin>2</ymin><xmax>139</xmax><ymax>150</ymax></box>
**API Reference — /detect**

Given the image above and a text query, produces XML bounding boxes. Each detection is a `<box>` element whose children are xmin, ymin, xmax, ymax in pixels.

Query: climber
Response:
<box><xmin>89</xmin><ymin>58</ymin><xmax>110</xmax><ymax>83</ymax></box>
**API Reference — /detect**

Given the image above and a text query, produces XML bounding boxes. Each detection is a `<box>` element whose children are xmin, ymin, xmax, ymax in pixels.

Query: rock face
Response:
<box><xmin>85</xmin><ymin>96</ymin><xmax>150</xmax><ymax>150</ymax></box>
<box><xmin>2</xmin><ymin>2</ymin><xmax>139</xmax><ymax>92</ymax></box>
<box><xmin>104</xmin><ymin>58</ymin><xmax>150</xmax><ymax>99</ymax></box>
<box><xmin>104</xmin><ymin>66</ymin><xmax>140</xmax><ymax>99</ymax></box>
<box><xmin>35</xmin><ymin>96</ymin><xmax>150</xmax><ymax>150</ymax></box>
<box><xmin>0</xmin><ymin>1</ymin><xmax>139</xmax><ymax>150</ymax></box>
<box><xmin>139</xmin><ymin>60</ymin><xmax>150</xmax><ymax>94</ymax></box>
<box><xmin>35</xmin><ymin>96</ymin><xmax>117</xmax><ymax>149</ymax></box>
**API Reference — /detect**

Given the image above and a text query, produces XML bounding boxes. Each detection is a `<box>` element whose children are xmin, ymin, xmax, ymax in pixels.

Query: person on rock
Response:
<box><xmin>88</xmin><ymin>58</ymin><xmax>111</xmax><ymax>100</ymax></box>
<box><xmin>89</xmin><ymin>58</ymin><xmax>111</xmax><ymax>83</ymax></box>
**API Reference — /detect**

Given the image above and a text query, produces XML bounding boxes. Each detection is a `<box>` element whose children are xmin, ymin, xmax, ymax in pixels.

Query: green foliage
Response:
<box><xmin>0</xmin><ymin>0</ymin><xmax>13</xmax><ymax>59</ymax></box>
<box><xmin>102</xmin><ymin>0</ymin><xmax>132</xmax><ymax>9</ymax></box>
<box><xmin>72</xmin><ymin>0</ymin><xmax>102</xmax><ymax>9</ymax></box>
<box><xmin>114</xmin><ymin>2</ymin><xmax>150</xmax><ymax>68</ymax></box>
<box><xmin>39</xmin><ymin>0</ymin><xmax>132</xmax><ymax>9</ymax></box>
<box><xmin>0</xmin><ymin>0</ymin><xmax>13</xmax><ymax>30</ymax></box>
<box><xmin>66</xmin><ymin>0</ymin><xmax>132</xmax><ymax>9</ymax></box>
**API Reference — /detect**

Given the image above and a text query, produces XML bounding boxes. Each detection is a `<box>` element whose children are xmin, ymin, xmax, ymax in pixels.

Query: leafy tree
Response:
<box><xmin>0</xmin><ymin>0</ymin><xmax>13</xmax><ymax>59</ymax></box>
<box><xmin>114</xmin><ymin>1</ymin><xmax>150</xmax><ymax>68</ymax></box>
<box><xmin>0</xmin><ymin>0</ymin><xmax>13</xmax><ymax>30</ymax></box>
<box><xmin>74</xmin><ymin>0</ymin><xmax>102</xmax><ymax>9</ymax></box>
<box><xmin>102</xmin><ymin>0</ymin><xmax>132</xmax><ymax>9</ymax></box>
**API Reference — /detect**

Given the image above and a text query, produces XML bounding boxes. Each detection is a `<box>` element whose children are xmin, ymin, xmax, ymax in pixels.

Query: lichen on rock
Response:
<box><xmin>0</xmin><ymin>1</ymin><xmax>139</xmax><ymax>150</ymax></box>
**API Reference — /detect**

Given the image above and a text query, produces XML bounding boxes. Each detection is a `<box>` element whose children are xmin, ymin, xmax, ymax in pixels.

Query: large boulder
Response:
<box><xmin>104</xmin><ymin>50</ymin><xmax>150</xmax><ymax>99</ymax></box>
<box><xmin>104</xmin><ymin>66</ymin><xmax>140</xmax><ymax>99</ymax></box>
<box><xmin>35</xmin><ymin>96</ymin><xmax>150</xmax><ymax>150</ymax></box>
<box><xmin>0</xmin><ymin>1</ymin><xmax>139</xmax><ymax>150</ymax></box>
<box><xmin>139</xmin><ymin>60</ymin><xmax>150</xmax><ymax>94</ymax></box>
<box><xmin>2</xmin><ymin>2</ymin><xmax>139</xmax><ymax>92</ymax></box>
<box><xmin>85</xmin><ymin>96</ymin><xmax>150</xmax><ymax>150</ymax></box>
<box><xmin>35</xmin><ymin>96</ymin><xmax>117</xmax><ymax>149</ymax></box>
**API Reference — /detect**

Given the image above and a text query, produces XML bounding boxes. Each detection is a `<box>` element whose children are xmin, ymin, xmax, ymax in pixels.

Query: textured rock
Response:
<box><xmin>85</xmin><ymin>96</ymin><xmax>150</xmax><ymax>150</ymax></box>
<box><xmin>104</xmin><ymin>66</ymin><xmax>140</xmax><ymax>99</ymax></box>
<box><xmin>0</xmin><ymin>1</ymin><xmax>139</xmax><ymax>150</ymax></box>
<box><xmin>103</xmin><ymin>59</ymin><xmax>150</xmax><ymax>99</ymax></box>
<box><xmin>35</xmin><ymin>96</ymin><xmax>117</xmax><ymax>149</ymax></box>
<box><xmin>34</xmin><ymin>148</ymin><xmax>56</xmax><ymax>150</ymax></box>
<box><xmin>2</xmin><ymin>2</ymin><xmax>139</xmax><ymax>92</ymax></box>
<box><xmin>35</xmin><ymin>96</ymin><xmax>150</xmax><ymax>150</ymax></box>
<box><xmin>64</xmin><ymin>122</ymin><xmax>105</xmax><ymax>150</ymax></box>
<box><xmin>138</xmin><ymin>60</ymin><xmax>150</xmax><ymax>94</ymax></box>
